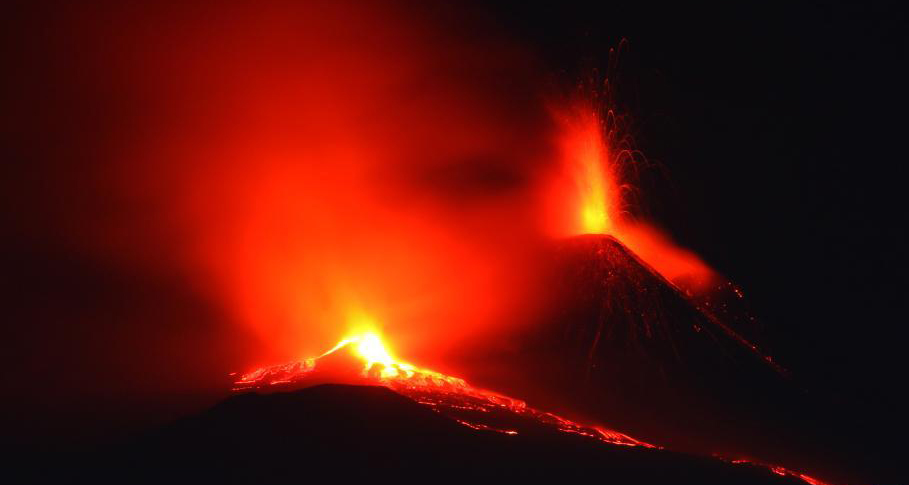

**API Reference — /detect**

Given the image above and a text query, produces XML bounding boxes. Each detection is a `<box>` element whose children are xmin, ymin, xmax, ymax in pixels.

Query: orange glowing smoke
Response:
<box><xmin>547</xmin><ymin>101</ymin><xmax>717</xmax><ymax>292</ymax></box>
<box><xmin>43</xmin><ymin>0</ymin><xmax>555</xmax><ymax>368</ymax></box>
<box><xmin>35</xmin><ymin>0</ymin><xmax>723</xmax><ymax>371</ymax></box>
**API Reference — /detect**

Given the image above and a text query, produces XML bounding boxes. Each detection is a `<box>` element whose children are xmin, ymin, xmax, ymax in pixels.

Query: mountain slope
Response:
<box><xmin>38</xmin><ymin>384</ymin><xmax>817</xmax><ymax>485</ymax></box>
<box><xmin>470</xmin><ymin>234</ymin><xmax>848</xmax><ymax>482</ymax></box>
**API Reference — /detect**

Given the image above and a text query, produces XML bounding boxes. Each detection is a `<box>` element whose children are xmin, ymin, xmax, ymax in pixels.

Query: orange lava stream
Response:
<box><xmin>235</xmin><ymin>331</ymin><xmax>653</xmax><ymax>449</ymax></box>
<box><xmin>724</xmin><ymin>459</ymin><xmax>831</xmax><ymax>485</ymax></box>
<box><xmin>235</xmin><ymin>331</ymin><xmax>831</xmax><ymax>485</ymax></box>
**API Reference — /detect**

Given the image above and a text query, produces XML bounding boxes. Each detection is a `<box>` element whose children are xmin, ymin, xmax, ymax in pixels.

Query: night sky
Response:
<box><xmin>3</xmin><ymin>1</ymin><xmax>906</xmax><ymax>482</ymax></box>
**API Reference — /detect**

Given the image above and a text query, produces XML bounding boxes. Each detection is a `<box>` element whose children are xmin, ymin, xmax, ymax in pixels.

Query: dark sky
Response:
<box><xmin>3</xmin><ymin>0</ymin><xmax>906</xmax><ymax>481</ymax></box>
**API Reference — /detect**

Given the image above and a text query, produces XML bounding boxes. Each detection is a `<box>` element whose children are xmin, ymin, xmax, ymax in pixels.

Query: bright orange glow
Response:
<box><xmin>323</xmin><ymin>330</ymin><xmax>463</xmax><ymax>383</ymax></box>
<box><xmin>549</xmin><ymin>105</ymin><xmax>620</xmax><ymax>236</ymax></box>
<box><xmin>59</xmin><ymin>0</ymin><xmax>551</xmax><ymax>365</ymax></box>
<box><xmin>565</xmin><ymin>110</ymin><xmax>615</xmax><ymax>234</ymax></box>
<box><xmin>548</xmin><ymin>101</ymin><xmax>718</xmax><ymax>292</ymax></box>
<box><xmin>352</xmin><ymin>334</ymin><xmax>395</xmax><ymax>368</ymax></box>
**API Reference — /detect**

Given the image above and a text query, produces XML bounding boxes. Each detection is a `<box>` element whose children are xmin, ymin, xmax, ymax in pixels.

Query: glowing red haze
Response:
<box><xmin>39</xmin><ymin>1</ymin><xmax>553</xmax><ymax>369</ymax></box>
<box><xmin>31</xmin><ymin>0</ymin><xmax>717</xmax><ymax>378</ymax></box>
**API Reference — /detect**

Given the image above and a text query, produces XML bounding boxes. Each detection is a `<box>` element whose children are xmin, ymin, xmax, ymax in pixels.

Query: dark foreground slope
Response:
<box><xmin>23</xmin><ymin>385</ymin><xmax>813</xmax><ymax>485</ymax></box>
<box><xmin>470</xmin><ymin>235</ymin><xmax>854</xmax><ymax>483</ymax></box>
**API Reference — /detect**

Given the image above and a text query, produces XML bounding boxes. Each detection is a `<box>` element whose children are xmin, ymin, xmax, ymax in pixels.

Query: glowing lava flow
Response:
<box><xmin>234</xmin><ymin>331</ymin><xmax>653</xmax><ymax>448</ymax></box>
<box><xmin>235</xmin><ymin>330</ymin><xmax>835</xmax><ymax>485</ymax></box>
<box><xmin>721</xmin><ymin>459</ymin><xmax>831</xmax><ymax>485</ymax></box>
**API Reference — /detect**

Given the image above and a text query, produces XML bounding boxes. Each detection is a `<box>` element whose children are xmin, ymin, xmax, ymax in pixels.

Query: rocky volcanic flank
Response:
<box><xmin>467</xmin><ymin>234</ymin><xmax>851</xmax><ymax>483</ymax></box>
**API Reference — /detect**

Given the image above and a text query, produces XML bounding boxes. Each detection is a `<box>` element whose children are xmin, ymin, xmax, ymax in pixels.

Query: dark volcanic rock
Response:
<box><xmin>469</xmin><ymin>235</ymin><xmax>851</xmax><ymax>483</ymax></box>
<box><xmin>27</xmin><ymin>384</ymin><xmax>812</xmax><ymax>484</ymax></box>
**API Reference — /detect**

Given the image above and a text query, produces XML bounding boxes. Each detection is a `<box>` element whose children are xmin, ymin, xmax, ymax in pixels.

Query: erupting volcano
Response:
<box><xmin>8</xmin><ymin>1</ymin><xmax>886</xmax><ymax>484</ymax></box>
<box><xmin>221</xmin><ymin>100</ymin><xmax>836</xmax><ymax>485</ymax></box>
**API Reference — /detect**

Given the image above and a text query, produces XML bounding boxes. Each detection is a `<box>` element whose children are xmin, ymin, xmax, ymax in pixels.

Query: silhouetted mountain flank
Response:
<box><xmin>472</xmin><ymin>234</ymin><xmax>855</xmax><ymax>483</ymax></box>
<box><xmin>31</xmin><ymin>384</ymin><xmax>817</xmax><ymax>484</ymax></box>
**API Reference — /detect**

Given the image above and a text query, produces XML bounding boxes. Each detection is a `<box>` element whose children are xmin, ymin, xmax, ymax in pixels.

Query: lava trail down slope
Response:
<box><xmin>48</xmin><ymin>385</ymin><xmax>824</xmax><ymax>485</ymax></box>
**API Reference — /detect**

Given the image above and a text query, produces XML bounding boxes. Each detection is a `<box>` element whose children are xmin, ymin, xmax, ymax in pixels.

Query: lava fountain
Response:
<box><xmin>546</xmin><ymin>99</ymin><xmax>718</xmax><ymax>293</ymax></box>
